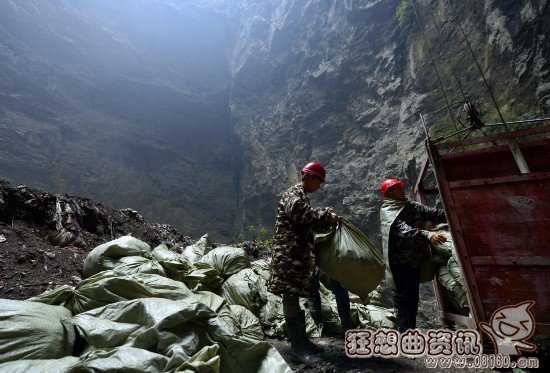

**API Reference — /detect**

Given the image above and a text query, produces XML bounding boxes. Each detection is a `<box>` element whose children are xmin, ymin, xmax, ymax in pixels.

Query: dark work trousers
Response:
<box><xmin>311</xmin><ymin>271</ymin><xmax>348</xmax><ymax>295</ymax></box>
<box><xmin>309</xmin><ymin>271</ymin><xmax>351</xmax><ymax>329</ymax></box>
<box><xmin>390</xmin><ymin>262</ymin><xmax>421</xmax><ymax>333</ymax></box>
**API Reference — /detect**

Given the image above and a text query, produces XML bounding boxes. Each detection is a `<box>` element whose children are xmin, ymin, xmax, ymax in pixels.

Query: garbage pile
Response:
<box><xmin>0</xmin><ymin>230</ymin><xmax>395</xmax><ymax>372</ymax></box>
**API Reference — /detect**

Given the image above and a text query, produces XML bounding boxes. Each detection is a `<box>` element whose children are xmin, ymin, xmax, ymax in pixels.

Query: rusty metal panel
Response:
<box><xmin>473</xmin><ymin>266</ymin><xmax>550</xmax><ymax>334</ymax></box>
<box><xmin>449</xmin><ymin>178</ymin><xmax>550</xmax><ymax>258</ymax></box>
<box><xmin>436</xmin><ymin>125</ymin><xmax>550</xmax><ymax>150</ymax></box>
<box><xmin>440</xmin><ymin>139</ymin><xmax>550</xmax><ymax>182</ymax></box>
<box><xmin>427</xmin><ymin>129</ymin><xmax>550</xmax><ymax>337</ymax></box>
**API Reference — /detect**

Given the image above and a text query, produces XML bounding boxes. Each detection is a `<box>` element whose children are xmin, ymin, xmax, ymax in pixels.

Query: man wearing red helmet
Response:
<box><xmin>380</xmin><ymin>178</ymin><xmax>447</xmax><ymax>333</ymax></box>
<box><xmin>268</xmin><ymin>162</ymin><xmax>340</xmax><ymax>365</ymax></box>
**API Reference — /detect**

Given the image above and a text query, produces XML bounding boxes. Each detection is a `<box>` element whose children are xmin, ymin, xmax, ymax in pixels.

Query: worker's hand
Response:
<box><xmin>429</xmin><ymin>233</ymin><xmax>447</xmax><ymax>245</ymax></box>
<box><xmin>328</xmin><ymin>212</ymin><xmax>341</xmax><ymax>225</ymax></box>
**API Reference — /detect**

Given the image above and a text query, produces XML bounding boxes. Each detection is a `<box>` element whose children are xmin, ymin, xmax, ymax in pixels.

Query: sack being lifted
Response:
<box><xmin>314</xmin><ymin>218</ymin><xmax>385</xmax><ymax>299</ymax></box>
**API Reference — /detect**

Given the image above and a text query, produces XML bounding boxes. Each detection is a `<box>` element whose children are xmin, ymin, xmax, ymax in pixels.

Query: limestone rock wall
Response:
<box><xmin>0</xmin><ymin>0</ymin><xmax>547</xmax><ymax>243</ymax></box>
<box><xmin>229</xmin><ymin>0</ymin><xmax>549</xmax><ymax>241</ymax></box>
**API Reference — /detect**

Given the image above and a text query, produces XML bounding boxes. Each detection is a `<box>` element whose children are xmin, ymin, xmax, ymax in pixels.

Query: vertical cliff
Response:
<box><xmin>0</xmin><ymin>0</ymin><xmax>547</xmax><ymax>242</ymax></box>
<box><xmin>229</xmin><ymin>0</ymin><xmax>549</xmax><ymax>241</ymax></box>
<box><xmin>0</xmin><ymin>0</ymin><xmax>238</xmax><ymax>240</ymax></box>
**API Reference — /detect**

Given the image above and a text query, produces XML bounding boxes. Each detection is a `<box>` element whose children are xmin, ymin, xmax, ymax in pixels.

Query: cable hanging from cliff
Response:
<box><xmin>444</xmin><ymin>0</ymin><xmax>509</xmax><ymax>131</ymax></box>
<box><xmin>410</xmin><ymin>0</ymin><xmax>459</xmax><ymax>133</ymax></box>
<box><xmin>410</xmin><ymin>0</ymin><xmax>514</xmax><ymax>147</ymax></box>
<box><xmin>411</xmin><ymin>0</ymin><xmax>502</xmax><ymax>159</ymax></box>
<box><xmin>410</xmin><ymin>0</ymin><xmax>489</xmax><ymax>154</ymax></box>
<box><xmin>425</xmin><ymin>5</ymin><xmax>468</xmax><ymax>105</ymax></box>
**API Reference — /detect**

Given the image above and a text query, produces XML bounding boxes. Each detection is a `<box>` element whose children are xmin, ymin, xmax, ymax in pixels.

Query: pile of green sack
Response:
<box><xmin>429</xmin><ymin>225</ymin><xmax>469</xmax><ymax>313</ymax></box>
<box><xmin>0</xmin><ymin>235</ymin><xmax>289</xmax><ymax>372</ymax></box>
<box><xmin>0</xmin><ymin>220</ymin><xmax>395</xmax><ymax>372</ymax></box>
<box><xmin>434</xmin><ymin>224</ymin><xmax>468</xmax><ymax>315</ymax></box>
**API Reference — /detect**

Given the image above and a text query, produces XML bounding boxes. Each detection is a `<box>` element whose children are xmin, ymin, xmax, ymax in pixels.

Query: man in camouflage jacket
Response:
<box><xmin>268</xmin><ymin>162</ymin><xmax>339</xmax><ymax>365</ymax></box>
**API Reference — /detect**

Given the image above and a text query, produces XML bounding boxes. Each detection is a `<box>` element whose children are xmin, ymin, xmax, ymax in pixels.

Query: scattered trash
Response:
<box><xmin>43</xmin><ymin>253</ymin><xmax>49</xmax><ymax>272</ymax></box>
<box><xmin>0</xmin><ymin>235</ymin><xmax>6</xmax><ymax>243</ymax></box>
<box><xmin>70</xmin><ymin>276</ymin><xmax>81</xmax><ymax>285</ymax></box>
<box><xmin>44</xmin><ymin>251</ymin><xmax>56</xmax><ymax>259</ymax></box>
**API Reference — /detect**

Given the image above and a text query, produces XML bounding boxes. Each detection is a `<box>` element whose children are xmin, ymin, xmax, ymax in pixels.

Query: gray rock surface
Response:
<box><xmin>229</xmin><ymin>0</ymin><xmax>549</xmax><ymax>241</ymax></box>
<box><xmin>0</xmin><ymin>0</ymin><xmax>237</xmax><ymax>240</ymax></box>
<box><xmin>1</xmin><ymin>0</ymin><xmax>548</xmax><ymax>245</ymax></box>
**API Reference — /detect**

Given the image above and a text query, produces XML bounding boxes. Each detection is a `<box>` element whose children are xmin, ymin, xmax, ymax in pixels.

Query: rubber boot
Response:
<box><xmin>299</xmin><ymin>310</ymin><xmax>325</xmax><ymax>353</ymax></box>
<box><xmin>285</xmin><ymin>314</ymin><xmax>323</xmax><ymax>365</ymax></box>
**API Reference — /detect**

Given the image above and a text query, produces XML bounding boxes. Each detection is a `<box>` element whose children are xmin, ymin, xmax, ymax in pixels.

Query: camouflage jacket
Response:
<box><xmin>389</xmin><ymin>202</ymin><xmax>446</xmax><ymax>267</ymax></box>
<box><xmin>274</xmin><ymin>183</ymin><xmax>330</xmax><ymax>249</ymax></box>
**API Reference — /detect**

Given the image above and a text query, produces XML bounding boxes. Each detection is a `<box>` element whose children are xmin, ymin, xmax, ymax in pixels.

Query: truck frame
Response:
<box><xmin>413</xmin><ymin>122</ymin><xmax>550</xmax><ymax>341</ymax></box>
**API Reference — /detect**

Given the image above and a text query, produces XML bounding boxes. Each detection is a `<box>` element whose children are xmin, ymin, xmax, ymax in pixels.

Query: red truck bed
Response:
<box><xmin>415</xmin><ymin>124</ymin><xmax>550</xmax><ymax>337</ymax></box>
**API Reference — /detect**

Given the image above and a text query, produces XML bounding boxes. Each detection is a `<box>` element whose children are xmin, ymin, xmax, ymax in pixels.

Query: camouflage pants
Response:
<box><xmin>267</xmin><ymin>243</ymin><xmax>316</xmax><ymax>298</ymax></box>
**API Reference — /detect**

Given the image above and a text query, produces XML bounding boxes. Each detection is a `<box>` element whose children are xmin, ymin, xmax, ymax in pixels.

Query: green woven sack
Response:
<box><xmin>314</xmin><ymin>219</ymin><xmax>385</xmax><ymax>298</ymax></box>
<box><xmin>0</xmin><ymin>300</ymin><xmax>75</xmax><ymax>363</ymax></box>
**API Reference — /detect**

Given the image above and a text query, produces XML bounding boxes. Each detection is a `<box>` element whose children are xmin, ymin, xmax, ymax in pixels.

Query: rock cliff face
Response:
<box><xmin>229</xmin><ymin>0</ymin><xmax>549</xmax><ymax>241</ymax></box>
<box><xmin>0</xmin><ymin>0</ymin><xmax>548</xmax><ymax>242</ymax></box>
<box><xmin>0</xmin><ymin>0</ymin><xmax>237</xmax><ymax>240</ymax></box>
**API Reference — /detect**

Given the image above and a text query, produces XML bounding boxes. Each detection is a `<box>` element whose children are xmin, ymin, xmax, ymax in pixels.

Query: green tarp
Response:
<box><xmin>113</xmin><ymin>256</ymin><xmax>167</xmax><ymax>276</ymax></box>
<box><xmin>431</xmin><ymin>225</ymin><xmax>468</xmax><ymax>312</ymax></box>
<box><xmin>438</xmin><ymin>260</ymin><xmax>467</xmax><ymax>311</ymax></box>
<box><xmin>220</xmin><ymin>269</ymin><xmax>265</xmax><ymax>316</ymax></box>
<box><xmin>183</xmin><ymin>263</ymin><xmax>224</xmax><ymax>292</ymax></box>
<box><xmin>3</xmin><ymin>228</ymin><xmax>401</xmax><ymax>371</ymax></box>
<box><xmin>71</xmin><ymin>346</ymin><xmax>174</xmax><ymax>373</ymax></box>
<box><xmin>27</xmin><ymin>284</ymin><xmax>75</xmax><ymax>306</ymax></box>
<box><xmin>66</xmin><ymin>272</ymin><xmax>193</xmax><ymax>314</ymax></box>
<box><xmin>30</xmin><ymin>272</ymin><xmax>193</xmax><ymax>314</ymax></box>
<box><xmin>181</xmin><ymin>234</ymin><xmax>214</xmax><ymax>263</ymax></box>
<box><xmin>229</xmin><ymin>305</ymin><xmax>265</xmax><ymax>341</ymax></box>
<box><xmin>193</xmin><ymin>291</ymin><xmax>241</xmax><ymax>336</ymax></box>
<box><xmin>259</xmin><ymin>292</ymin><xmax>286</xmax><ymax>338</ymax></box>
<box><xmin>151</xmin><ymin>244</ymin><xmax>193</xmax><ymax>281</ymax></box>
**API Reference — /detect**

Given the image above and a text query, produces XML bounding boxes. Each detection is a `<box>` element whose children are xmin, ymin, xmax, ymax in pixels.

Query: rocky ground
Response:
<box><xmin>0</xmin><ymin>179</ymin><xmax>532</xmax><ymax>372</ymax></box>
<box><xmin>268</xmin><ymin>336</ymin><xmax>461</xmax><ymax>373</ymax></box>
<box><xmin>0</xmin><ymin>180</ymin><xmax>194</xmax><ymax>300</ymax></box>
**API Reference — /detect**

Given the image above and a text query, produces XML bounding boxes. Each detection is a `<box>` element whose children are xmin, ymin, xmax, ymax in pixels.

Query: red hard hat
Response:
<box><xmin>300</xmin><ymin>162</ymin><xmax>326</xmax><ymax>182</ymax></box>
<box><xmin>380</xmin><ymin>178</ymin><xmax>404</xmax><ymax>197</ymax></box>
